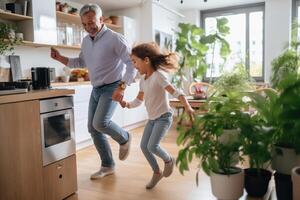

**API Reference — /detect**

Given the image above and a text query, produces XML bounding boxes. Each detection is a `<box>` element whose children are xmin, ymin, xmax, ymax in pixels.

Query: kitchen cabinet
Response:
<box><xmin>43</xmin><ymin>155</ymin><xmax>77</xmax><ymax>200</ymax></box>
<box><xmin>0</xmin><ymin>89</ymin><xmax>77</xmax><ymax>200</ymax></box>
<box><xmin>0</xmin><ymin>100</ymin><xmax>44</xmax><ymax>200</ymax></box>
<box><xmin>0</xmin><ymin>11</ymin><xmax>33</xmax><ymax>21</ymax></box>
<box><xmin>52</xmin><ymin>81</ymin><xmax>148</xmax><ymax>149</ymax></box>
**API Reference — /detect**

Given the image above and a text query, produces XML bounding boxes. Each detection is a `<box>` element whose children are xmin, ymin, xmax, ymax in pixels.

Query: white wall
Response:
<box><xmin>140</xmin><ymin>0</ymin><xmax>153</xmax><ymax>42</ymax></box>
<box><xmin>152</xmin><ymin>2</ymin><xmax>181</xmax><ymax>35</ymax></box>
<box><xmin>13</xmin><ymin>46</ymin><xmax>79</xmax><ymax>79</ymax></box>
<box><xmin>264</xmin><ymin>0</ymin><xmax>292</xmax><ymax>83</ymax></box>
<box><xmin>180</xmin><ymin>9</ymin><xmax>200</xmax><ymax>26</ymax></box>
<box><xmin>105</xmin><ymin>6</ymin><xmax>142</xmax><ymax>43</ymax></box>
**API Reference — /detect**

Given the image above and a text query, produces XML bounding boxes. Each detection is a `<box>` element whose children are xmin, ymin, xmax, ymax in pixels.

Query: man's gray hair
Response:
<box><xmin>80</xmin><ymin>3</ymin><xmax>102</xmax><ymax>18</ymax></box>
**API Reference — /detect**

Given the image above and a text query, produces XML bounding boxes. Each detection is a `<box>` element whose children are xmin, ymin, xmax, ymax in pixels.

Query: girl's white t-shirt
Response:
<box><xmin>140</xmin><ymin>70</ymin><xmax>173</xmax><ymax>120</ymax></box>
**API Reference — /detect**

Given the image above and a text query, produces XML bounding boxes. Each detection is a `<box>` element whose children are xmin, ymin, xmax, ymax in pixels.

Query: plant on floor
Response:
<box><xmin>238</xmin><ymin>110</ymin><xmax>273</xmax><ymax>197</ymax></box>
<box><xmin>172</xmin><ymin>17</ymin><xmax>231</xmax><ymax>88</ymax></box>
<box><xmin>274</xmin><ymin>77</ymin><xmax>300</xmax><ymax>152</ymax></box>
<box><xmin>0</xmin><ymin>23</ymin><xmax>22</xmax><ymax>55</ymax></box>
<box><xmin>269</xmin><ymin>20</ymin><xmax>300</xmax><ymax>153</ymax></box>
<box><xmin>176</xmin><ymin>94</ymin><xmax>245</xmax><ymax>176</ymax></box>
<box><xmin>176</xmin><ymin>97</ymin><xmax>246</xmax><ymax>199</ymax></box>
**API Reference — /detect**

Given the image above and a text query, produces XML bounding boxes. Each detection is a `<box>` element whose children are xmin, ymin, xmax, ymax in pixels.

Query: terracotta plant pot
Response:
<box><xmin>272</xmin><ymin>145</ymin><xmax>300</xmax><ymax>175</ymax></box>
<box><xmin>210</xmin><ymin>167</ymin><xmax>244</xmax><ymax>200</ymax></box>
<box><xmin>292</xmin><ymin>166</ymin><xmax>300</xmax><ymax>200</ymax></box>
<box><xmin>244</xmin><ymin>168</ymin><xmax>272</xmax><ymax>197</ymax></box>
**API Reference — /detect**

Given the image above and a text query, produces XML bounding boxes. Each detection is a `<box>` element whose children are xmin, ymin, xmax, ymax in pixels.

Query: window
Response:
<box><xmin>294</xmin><ymin>0</ymin><xmax>300</xmax><ymax>40</ymax></box>
<box><xmin>201</xmin><ymin>3</ymin><xmax>265</xmax><ymax>81</ymax></box>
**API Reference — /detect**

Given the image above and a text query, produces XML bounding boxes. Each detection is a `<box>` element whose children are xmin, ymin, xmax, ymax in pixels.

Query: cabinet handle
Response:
<box><xmin>59</xmin><ymin>174</ymin><xmax>63</xmax><ymax>179</ymax></box>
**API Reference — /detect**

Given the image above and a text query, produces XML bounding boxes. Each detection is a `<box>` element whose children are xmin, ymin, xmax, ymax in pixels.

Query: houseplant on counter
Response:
<box><xmin>0</xmin><ymin>23</ymin><xmax>22</xmax><ymax>81</ymax></box>
<box><xmin>176</xmin><ymin>95</ymin><xmax>246</xmax><ymax>200</ymax></box>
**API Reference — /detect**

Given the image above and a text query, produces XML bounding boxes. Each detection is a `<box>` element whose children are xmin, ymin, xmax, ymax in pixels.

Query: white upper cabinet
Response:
<box><xmin>31</xmin><ymin>0</ymin><xmax>57</xmax><ymax>45</ymax></box>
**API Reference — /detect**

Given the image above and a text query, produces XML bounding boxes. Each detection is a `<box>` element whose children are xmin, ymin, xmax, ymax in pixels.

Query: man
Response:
<box><xmin>50</xmin><ymin>3</ymin><xmax>136</xmax><ymax>179</ymax></box>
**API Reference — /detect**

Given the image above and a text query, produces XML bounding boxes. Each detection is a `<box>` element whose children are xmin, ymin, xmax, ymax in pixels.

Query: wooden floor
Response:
<box><xmin>68</xmin><ymin>124</ymin><xmax>275</xmax><ymax>200</ymax></box>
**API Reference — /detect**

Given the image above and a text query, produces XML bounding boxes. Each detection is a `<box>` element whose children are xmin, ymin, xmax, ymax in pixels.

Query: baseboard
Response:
<box><xmin>75</xmin><ymin>120</ymin><xmax>147</xmax><ymax>151</ymax></box>
<box><xmin>123</xmin><ymin>120</ymin><xmax>147</xmax><ymax>131</ymax></box>
<box><xmin>76</xmin><ymin>138</ymin><xmax>93</xmax><ymax>151</ymax></box>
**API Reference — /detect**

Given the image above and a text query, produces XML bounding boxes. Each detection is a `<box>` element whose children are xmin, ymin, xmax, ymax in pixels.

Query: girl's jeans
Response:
<box><xmin>140</xmin><ymin>112</ymin><xmax>173</xmax><ymax>172</ymax></box>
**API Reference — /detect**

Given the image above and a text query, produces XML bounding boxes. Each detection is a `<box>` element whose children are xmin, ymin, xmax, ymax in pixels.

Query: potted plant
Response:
<box><xmin>272</xmin><ymin>77</ymin><xmax>300</xmax><ymax>200</ymax></box>
<box><xmin>239</xmin><ymin>112</ymin><xmax>273</xmax><ymax>197</ymax></box>
<box><xmin>176</xmin><ymin>96</ymin><xmax>245</xmax><ymax>200</ymax></box>
<box><xmin>269</xmin><ymin>20</ymin><xmax>300</xmax><ymax>179</ymax></box>
<box><xmin>0</xmin><ymin>23</ymin><xmax>22</xmax><ymax>55</ymax></box>
<box><xmin>0</xmin><ymin>23</ymin><xmax>22</xmax><ymax>81</ymax></box>
<box><xmin>172</xmin><ymin>17</ymin><xmax>231</xmax><ymax>92</ymax></box>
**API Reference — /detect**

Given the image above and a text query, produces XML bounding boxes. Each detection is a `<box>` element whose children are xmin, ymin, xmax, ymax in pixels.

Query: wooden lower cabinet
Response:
<box><xmin>43</xmin><ymin>155</ymin><xmax>78</xmax><ymax>200</ymax></box>
<box><xmin>0</xmin><ymin>100</ymin><xmax>44</xmax><ymax>200</ymax></box>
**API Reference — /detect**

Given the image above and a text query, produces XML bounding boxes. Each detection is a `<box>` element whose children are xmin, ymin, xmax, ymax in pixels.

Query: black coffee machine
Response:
<box><xmin>31</xmin><ymin>67</ymin><xmax>51</xmax><ymax>89</ymax></box>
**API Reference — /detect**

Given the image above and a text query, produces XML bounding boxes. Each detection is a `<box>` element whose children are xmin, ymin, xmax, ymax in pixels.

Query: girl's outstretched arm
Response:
<box><xmin>165</xmin><ymin>85</ymin><xmax>195</xmax><ymax>121</ymax></box>
<box><xmin>120</xmin><ymin>91</ymin><xmax>144</xmax><ymax>109</ymax></box>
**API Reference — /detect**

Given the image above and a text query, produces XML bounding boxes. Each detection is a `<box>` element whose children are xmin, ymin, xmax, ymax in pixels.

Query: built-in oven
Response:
<box><xmin>40</xmin><ymin>96</ymin><xmax>75</xmax><ymax>166</ymax></box>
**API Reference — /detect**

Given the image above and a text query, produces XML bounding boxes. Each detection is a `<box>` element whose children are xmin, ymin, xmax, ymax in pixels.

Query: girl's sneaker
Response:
<box><xmin>163</xmin><ymin>157</ymin><xmax>175</xmax><ymax>177</ymax></box>
<box><xmin>146</xmin><ymin>171</ymin><xmax>163</xmax><ymax>189</ymax></box>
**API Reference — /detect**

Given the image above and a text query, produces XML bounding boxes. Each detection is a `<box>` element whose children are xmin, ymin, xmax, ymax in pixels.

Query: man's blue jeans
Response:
<box><xmin>88</xmin><ymin>81</ymin><xmax>129</xmax><ymax>167</ymax></box>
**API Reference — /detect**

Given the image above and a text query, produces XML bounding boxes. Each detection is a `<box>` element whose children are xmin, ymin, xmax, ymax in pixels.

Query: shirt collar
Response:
<box><xmin>89</xmin><ymin>24</ymin><xmax>107</xmax><ymax>42</ymax></box>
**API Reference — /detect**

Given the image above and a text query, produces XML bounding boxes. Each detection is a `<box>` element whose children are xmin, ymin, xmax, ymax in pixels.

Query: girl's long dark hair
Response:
<box><xmin>131</xmin><ymin>42</ymin><xmax>179</xmax><ymax>73</ymax></box>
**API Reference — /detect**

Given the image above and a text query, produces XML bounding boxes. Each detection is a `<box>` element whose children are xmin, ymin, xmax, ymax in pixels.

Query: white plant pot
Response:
<box><xmin>210</xmin><ymin>168</ymin><xmax>244</xmax><ymax>200</ymax></box>
<box><xmin>219</xmin><ymin>129</ymin><xmax>240</xmax><ymax>165</ymax></box>
<box><xmin>272</xmin><ymin>146</ymin><xmax>300</xmax><ymax>175</ymax></box>
<box><xmin>292</xmin><ymin>166</ymin><xmax>300</xmax><ymax>200</ymax></box>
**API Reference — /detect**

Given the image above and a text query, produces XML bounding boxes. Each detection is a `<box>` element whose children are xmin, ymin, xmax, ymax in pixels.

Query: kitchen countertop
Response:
<box><xmin>0</xmin><ymin>89</ymin><xmax>75</xmax><ymax>104</ymax></box>
<box><xmin>51</xmin><ymin>81</ymin><xmax>91</xmax><ymax>87</ymax></box>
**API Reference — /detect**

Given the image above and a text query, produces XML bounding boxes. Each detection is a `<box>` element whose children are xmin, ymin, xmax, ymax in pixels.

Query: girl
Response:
<box><xmin>120</xmin><ymin>42</ymin><xmax>194</xmax><ymax>189</ymax></box>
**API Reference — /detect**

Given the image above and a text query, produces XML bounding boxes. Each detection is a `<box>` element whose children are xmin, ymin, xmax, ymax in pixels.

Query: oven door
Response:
<box><xmin>40</xmin><ymin>108</ymin><xmax>75</xmax><ymax>166</ymax></box>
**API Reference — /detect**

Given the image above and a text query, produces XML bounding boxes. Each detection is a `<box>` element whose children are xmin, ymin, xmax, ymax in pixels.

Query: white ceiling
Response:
<box><xmin>159</xmin><ymin>0</ymin><xmax>265</xmax><ymax>10</ymax></box>
<box><xmin>71</xmin><ymin>0</ymin><xmax>265</xmax><ymax>11</ymax></box>
<box><xmin>71</xmin><ymin>0</ymin><xmax>143</xmax><ymax>11</ymax></box>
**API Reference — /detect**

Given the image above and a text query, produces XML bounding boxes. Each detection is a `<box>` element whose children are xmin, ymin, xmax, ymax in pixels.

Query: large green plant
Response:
<box><xmin>176</xmin><ymin>99</ymin><xmax>244</xmax><ymax>177</ymax></box>
<box><xmin>239</xmin><ymin>113</ymin><xmax>273</xmax><ymax>170</ymax></box>
<box><xmin>176</xmin><ymin>64</ymin><xmax>253</xmax><ymax>181</ymax></box>
<box><xmin>269</xmin><ymin>21</ymin><xmax>300</xmax><ymax>152</ymax></box>
<box><xmin>275</xmin><ymin>77</ymin><xmax>300</xmax><ymax>152</ymax></box>
<box><xmin>0</xmin><ymin>23</ymin><xmax>21</xmax><ymax>55</ymax></box>
<box><xmin>173</xmin><ymin>18</ymin><xmax>231</xmax><ymax>88</ymax></box>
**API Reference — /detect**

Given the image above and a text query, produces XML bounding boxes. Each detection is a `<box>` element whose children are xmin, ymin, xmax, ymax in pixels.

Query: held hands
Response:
<box><xmin>119</xmin><ymin>100</ymin><xmax>128</xmax><ymax>108</ymax></box>
<box><xmin>112</xmin><ymin>87</ymin><xmax>124</xmax><ymax>102</ymax></box>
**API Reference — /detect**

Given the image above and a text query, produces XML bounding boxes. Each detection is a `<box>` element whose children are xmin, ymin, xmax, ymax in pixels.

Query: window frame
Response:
<box><xmin>200</xmin><ymin>3</ymin><xmax>265</xmax><ymax>82</ymax></box>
